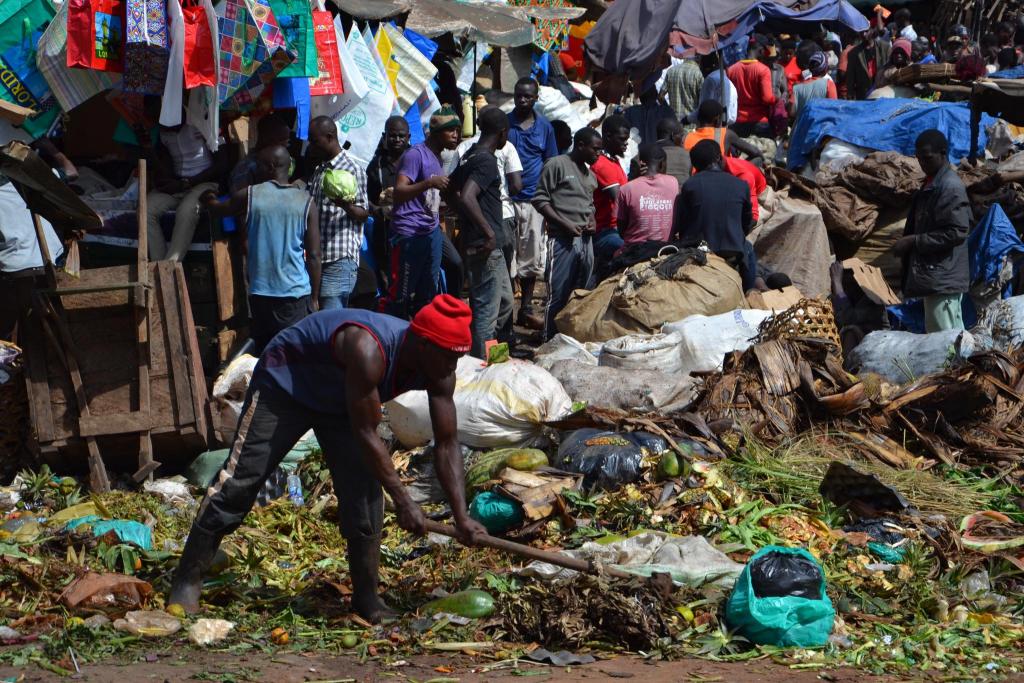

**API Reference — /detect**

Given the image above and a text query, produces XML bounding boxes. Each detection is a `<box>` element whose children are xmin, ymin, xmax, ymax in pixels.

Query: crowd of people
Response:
<box><xmin>6</xmin><ymin>9</ymin><xmax>1024</xmax><ymax>356</ymax></box>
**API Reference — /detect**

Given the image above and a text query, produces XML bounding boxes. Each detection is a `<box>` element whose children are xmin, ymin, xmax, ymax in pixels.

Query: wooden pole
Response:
<box><xmin>31</xmin><ymin>213</ymin><xmax>57</xmax><ymax>288</ymax></box>
<box><xmin>423</xmin><ymin>520</ymin><xmax>634</xmax><ymax>580</ymax></box>
<box><xmin>133</xmin><ymin>158</ymin><xmax>157</xmax><ymax>483</ymax></box>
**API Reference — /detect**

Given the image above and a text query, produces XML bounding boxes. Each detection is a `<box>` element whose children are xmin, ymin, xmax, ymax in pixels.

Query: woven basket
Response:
<box><xmin>0</xmin><ymin>341</ymin><xmax>29</xmax><ymax>471</ymax></box>
<box><xmin>755</xmin><ymin>298</ymin><xmax>842</xmax><ymax>353</ymax></box>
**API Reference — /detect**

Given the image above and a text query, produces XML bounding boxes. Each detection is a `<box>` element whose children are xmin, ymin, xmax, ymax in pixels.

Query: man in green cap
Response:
<box><xmin>380</xmin><ymin>106</ymin><xmax>461</xmax><ymax>319</ymax></box>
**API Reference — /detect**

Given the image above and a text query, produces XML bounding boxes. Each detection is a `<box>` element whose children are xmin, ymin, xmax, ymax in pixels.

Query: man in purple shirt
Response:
<box><xmin>381</xmin><ymin>107</ymin><xmax>461</xmax><ymax>319</ymax></box>
<box><xmin>508</xmin><ymin>77</ymin><xmax>559</xmax><ymax>329</ymax></box>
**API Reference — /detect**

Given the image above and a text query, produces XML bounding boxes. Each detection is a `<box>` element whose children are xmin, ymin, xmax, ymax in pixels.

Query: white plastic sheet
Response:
<box><xmin>334</xmin><ymin>26</ymin><xmax>397</xmax><ymax>166</ymax></box>
<box><xmin>520</xmin><ymin>531</ymin><xmax>744</xmax><ymax>589</ymax></box>
<box><xmin>663</xmin><ymin>309</ymin><xmax>774</xmax><ymax>376</ymax></box>
<box><xmin>160</xmin><ymin>0</ymin><xmax>185</xmax><ymax>127</ymax></box>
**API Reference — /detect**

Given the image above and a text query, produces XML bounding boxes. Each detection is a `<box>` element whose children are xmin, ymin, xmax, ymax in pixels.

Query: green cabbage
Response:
<box><xmin>322</xmin><ymin>169</ymin><xmax>357</xmax><ymax>202</ymax></box>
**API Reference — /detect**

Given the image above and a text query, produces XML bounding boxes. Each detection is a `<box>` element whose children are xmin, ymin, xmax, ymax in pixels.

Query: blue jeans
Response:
<box><xmin>319</xmin><ymin>258</ymin><xmax>359</xmax><ymax>310</ymax></box>
<box><xmin>593</xmin><ymin>229</ymin><xmax>624</xmax><ymax>260</ymax></box>
<box><xmin>465</xmin><ymin>248</ymin><xmax>514</xmax><ymax>359</ymax></box>
<box><xmin>384</xmin><ymin>229</ymin><xmax>442</xmax><ymax>319</ymax></box>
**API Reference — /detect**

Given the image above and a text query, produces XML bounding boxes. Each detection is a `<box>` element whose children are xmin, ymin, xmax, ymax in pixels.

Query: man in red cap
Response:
<box><xmin>168</xmin><ymin>295</ymin><xmax>486</xmax><ymax>623</ymax></box>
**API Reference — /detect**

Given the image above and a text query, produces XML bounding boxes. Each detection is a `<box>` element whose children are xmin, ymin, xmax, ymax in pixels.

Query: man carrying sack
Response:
<box><xmin>168</xmin><ymin>294</ymin><xmax>486</xmax><ymax>623</ymax></box>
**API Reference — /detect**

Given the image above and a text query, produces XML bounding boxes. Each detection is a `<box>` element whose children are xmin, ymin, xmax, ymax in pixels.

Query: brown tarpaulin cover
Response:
<box><xmin>750</xmin><ymin>187</ymin><xmax>831</xmax><ymax>297</ymax></box>
<box><xmin>555</xmin><ymin>253</ymin><xmax>746</xmax><ymax>343</ymax></box>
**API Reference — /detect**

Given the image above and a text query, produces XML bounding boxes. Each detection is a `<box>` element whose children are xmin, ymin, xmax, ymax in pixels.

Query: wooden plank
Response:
<box><xmin>158</xmin><ymin>261</ymin><xmax>196</xmax><ymax>426</ymax></box>
<box><xmin>31</xmin><ymin>214</ymin><xmax>58</xmax><ymax>288</ymax></box>
<box><xmin>34</xmin><ymin>293</ymin><xmax>110</xmax><ymax>492</ymax></box>
<box><xmin>174</xmin><ymin>262</ymin><xmax>210</xmax><ymax>437</ymax></box>
<box><xmin>22</xmin><ymin>315</ymin><xmax>56</xmax><ymax>444</ymax></box>
<box><xmin>79</xmin><ymin>412</ymin><xmax>152</xmax><ymax>437</ymax></box>
<box><xmin>211</xmin><ymin>239</ymin><xmax>237</xmax><ymax>322</ymax></box>
<box><xmin>134</xmin><ymin>158</ymin><xmax>155</xmax><ymax>483</ymax></box>
<box><xmin>46</xmin><ymin>283</ymin><xmax>141</xmax><ymax>297</ymax></box>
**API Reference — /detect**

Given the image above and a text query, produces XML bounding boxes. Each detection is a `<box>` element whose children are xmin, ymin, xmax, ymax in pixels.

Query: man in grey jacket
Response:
<box><xmin>894</xmin><ymin>130</ymin><xmax>972</xmax><ymax>332</ymax></box>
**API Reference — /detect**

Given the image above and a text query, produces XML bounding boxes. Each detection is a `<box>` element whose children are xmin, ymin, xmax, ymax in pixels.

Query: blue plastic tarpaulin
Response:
<box><xmin>694</xmin><ymin>0</ymin><xmax>869</xmax><ymax>54</ymax></box>
<box><xmin>788</xmin><ymin>98</ymin><xmax>997</xmax><ymax>170</ymax></box>
<box><xmin>887</xmin><ymin>204</ymin><xmax>1024</xmax><ymax>333</ymax></box>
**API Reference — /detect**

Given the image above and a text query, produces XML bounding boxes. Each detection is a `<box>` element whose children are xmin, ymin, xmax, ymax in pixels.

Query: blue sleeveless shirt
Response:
<box><xmin>251</xmin><ymin>309</ymin><xmax>425</xmax><ymax>414</ymax></box>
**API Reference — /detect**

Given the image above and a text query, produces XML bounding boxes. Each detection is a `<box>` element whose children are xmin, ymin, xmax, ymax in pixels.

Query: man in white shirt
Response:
<box><xmin>144</xmin><ymin>123</ymin><xmax>225</xmax><ymax>261</ymax></box>
<box><xmin>691</xmin><ymin>53</ymin><xmax>738</xmax><ymax>126</ymax></box>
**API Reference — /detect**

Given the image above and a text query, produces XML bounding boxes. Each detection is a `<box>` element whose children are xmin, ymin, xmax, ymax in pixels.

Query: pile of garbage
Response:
<box><xmin>1</xmin><ymin>301</ymin><xmax>1023</xmax><ymax>678</ymax></box>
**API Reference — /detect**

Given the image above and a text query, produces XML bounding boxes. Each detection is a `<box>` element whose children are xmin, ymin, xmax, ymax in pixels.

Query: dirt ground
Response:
<box><xmin>2</xmin><ymin>650</ymin><xmax>1017</xmax><ymax>683</ymax></box>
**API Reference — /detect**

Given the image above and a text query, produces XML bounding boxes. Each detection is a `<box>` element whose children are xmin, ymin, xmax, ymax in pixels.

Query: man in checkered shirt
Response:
<box><xmin>308</xmin><ymin>117</ymin><xmax>370</xmax><ymax>310</ymax></box>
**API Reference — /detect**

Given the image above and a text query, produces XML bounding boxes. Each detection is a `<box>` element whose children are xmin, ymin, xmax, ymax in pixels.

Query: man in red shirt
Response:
<box><xmin>727</xmin><ymin>39</ymin><xmax>776</xmax><ymax>138</ymax></box>
<box><xmin>780</xmin><ymin>39</ymin><xmax>803</xmax><ymax>97</ymax></box>
<box><xmin>723</xmin><ymin>155</ymin><xmax>767</xmax><ymax>224</ymax></box>
<box><xmin>591</xmin><ymin>115</ymin><xmax>630</xmax><ymax>269</ymax></box>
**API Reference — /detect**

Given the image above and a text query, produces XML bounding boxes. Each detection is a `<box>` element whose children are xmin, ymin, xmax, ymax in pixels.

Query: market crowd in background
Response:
<box><xmin>4</xmin><ymin>4</ymin><xmax>1024</xmax><ymax>355</ymax></box>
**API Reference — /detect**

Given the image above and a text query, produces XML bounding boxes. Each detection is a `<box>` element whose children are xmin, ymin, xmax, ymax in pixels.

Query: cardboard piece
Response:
<box><xmin>747</xmin><ymin>285</ymin><xmax>805</xmax><ymax>311</ymax></box>
<box><xmin>0</xmin><ymin>99</ymin><xmax>35</xmax><ymax>125</ymax></box>
<box><xmin>841</xmin><ymin>257</ymin><xmax>901</xmax><ymax>306</ymax></box>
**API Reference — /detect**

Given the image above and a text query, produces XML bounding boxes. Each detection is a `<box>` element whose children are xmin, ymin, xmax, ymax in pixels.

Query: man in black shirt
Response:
<box><xmin>674</xmin><ymin>139</ymin><xmax>755</xmax><ymax>288</ymax></box>
<box><xmin>366</xmin><ymin>116</ymin><xmax>411</xmax><ymax>293</ymax></box>
<box><xmin>451</xmin><ymin>108</ymin><xmax>514</xmax><ymax>358</ymax></box>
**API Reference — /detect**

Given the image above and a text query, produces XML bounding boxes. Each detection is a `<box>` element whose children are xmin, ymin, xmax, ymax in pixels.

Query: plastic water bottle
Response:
<box><xmin>286</xmin><ymin>474</ymin><xmax>304</xmax><ymax>506</ymax></box>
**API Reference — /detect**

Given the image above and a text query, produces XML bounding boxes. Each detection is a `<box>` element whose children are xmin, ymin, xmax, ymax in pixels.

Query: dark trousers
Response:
<box><xmin>497</xmin><ymin>218</ymin><xmax>515</xmax><ymax>342</ymax></box>
<box><xmin>0</xmin><ymin>271</ymin><xmax>44</xmax><ymax>342</ymax></box>
<box><xmin>195</xmin><ymin>387</ymin><xmax>382</xmax><ymax>543</ymax></box>
<box><xmin>441</xmin><ymin>230</ymin><xmax>464</xmax><ymax>296</ymax></box>
<box><xmin>383</xmin><ymin>229</ymin><xmax>442</xmax><ymax>319</ymax></box>
<box><xmin>249</xmin><ymin>294</ymin><xmax>312</xmax><ymax>354</ymax></box>
<box><xmin>544</xmin><ymin>233</ymin><xmax>593</xmax><ymax>341</ymax></box>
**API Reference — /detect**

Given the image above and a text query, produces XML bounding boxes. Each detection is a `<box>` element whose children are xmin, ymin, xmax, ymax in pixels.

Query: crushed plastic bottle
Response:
<box><xmin>286</xmin><ymin>474</ymin><xmax>304</xmax><ymax>506</ymax></box>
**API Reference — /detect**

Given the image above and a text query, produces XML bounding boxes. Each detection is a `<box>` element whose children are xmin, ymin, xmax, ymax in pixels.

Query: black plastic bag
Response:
<box><xmin>749</xmin><ymin>550</ymin><xmax>824</xmax><ymax>599</ymax></box>
<box><xmin>558</xmin><ymin>429</ymin><xmax>666</xmax><ymax>491</ymax></box>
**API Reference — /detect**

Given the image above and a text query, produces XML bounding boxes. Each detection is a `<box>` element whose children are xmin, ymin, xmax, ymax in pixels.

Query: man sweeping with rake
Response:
<box><xmin>168</xmin><ymin>295</ymin><xmax>486</xmax><ymax>623</ymax></box>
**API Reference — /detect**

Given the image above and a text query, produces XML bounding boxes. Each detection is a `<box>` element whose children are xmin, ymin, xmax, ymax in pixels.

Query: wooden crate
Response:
<box><xmin>23</xmin><ymin>261</ymin><xmax>209</xmax><ymax>472</ymax></box>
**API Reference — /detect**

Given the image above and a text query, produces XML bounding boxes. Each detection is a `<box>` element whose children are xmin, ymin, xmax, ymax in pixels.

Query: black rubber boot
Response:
<box><xmin>347</xmin><ymin>536</ymin><xmax>399</xmax><ymax>624</ymax></box>
<box><xmin>167</xmin><ymin>529</ymin><xmax>222</xmax><ymax>614</ymax></box>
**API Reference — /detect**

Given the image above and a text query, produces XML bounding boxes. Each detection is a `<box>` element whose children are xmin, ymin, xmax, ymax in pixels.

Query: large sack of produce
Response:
<box><xmin>388</xmin><ymin>358</ymin><xmax>572</xmax><ymax>448</ymax></box>
<box><xmin>533</xmin><ymin>333</ymin><xmax>601</xmax><ymax>370</ymax></box>
<box><xmin>663</xmin><ymin>309</ymin><xmax>774</xmax><ymax>376</ymax></box>
<box><xmin>555</xmin><ymin>251</ymin><xmax>745</xmax><ymax>343</ymax></box>
<box><xmin>600</xmin><ymin>332</ymin><xmax>684</xmax><ymax>373</ymax></box>
<box><xmin>548</xmin><ymin>360</ymin><xmax>695</xmax><ymax>411</ymax></box>
<box><xmin>846</xmin><ymin>329</ymin><xmax>986</xmax><ymax>383</ymax></box>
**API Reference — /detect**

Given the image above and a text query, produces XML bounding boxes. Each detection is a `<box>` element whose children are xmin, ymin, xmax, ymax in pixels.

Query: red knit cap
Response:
<box><xmin>409</xmin><ymin>294</ymin><xmax>473</xmax><ymax>353</ymax></box>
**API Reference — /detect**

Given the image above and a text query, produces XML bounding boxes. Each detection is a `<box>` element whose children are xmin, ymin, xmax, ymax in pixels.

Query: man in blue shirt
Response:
<box><xmin>202</xmin><ymin>146</ymin><xmax>322</xmax><ymax>352</ymax></box>
<box><xmin>168</xmin><ymin>295</ymin><xmax>486</xmax><ymax>623</ymax></box>
<box><xmin>508</xmin><ymin>77</ymin><xmax>559</xmax><ymax>329</ymax></box>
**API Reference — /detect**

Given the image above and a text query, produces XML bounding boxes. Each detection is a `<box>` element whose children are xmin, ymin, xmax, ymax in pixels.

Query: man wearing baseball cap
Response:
<box><xmin>169</xmin><ymin>295</ymin><xmax>486</xmax><ymax>624</ymax></box>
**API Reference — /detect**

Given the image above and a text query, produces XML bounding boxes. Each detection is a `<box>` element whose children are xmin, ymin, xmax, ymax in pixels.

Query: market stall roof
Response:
<box><xmin>585</xmin><ymin>0</ymin><xmax>868</xmax><ymax>79</ymax></box>
<box><xmin>330</xmin><ymin>0</ymin><xmax>584</xmax><ymax>46</ymax></box>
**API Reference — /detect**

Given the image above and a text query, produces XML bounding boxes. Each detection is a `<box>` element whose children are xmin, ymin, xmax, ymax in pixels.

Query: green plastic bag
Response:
<box><xmin>267</xmin><ymin>0</ymin><xmax>317</xmax><ymax>78</ymax></box>
<box><xmin>725</xmin><ymin>545</ymin><xmax>834</xmax><ymax>648</ymax></box>
<box><xmin>468</xmin><ymin>491</ymin><xmax>523</xmax><ymax>534</ymax></box>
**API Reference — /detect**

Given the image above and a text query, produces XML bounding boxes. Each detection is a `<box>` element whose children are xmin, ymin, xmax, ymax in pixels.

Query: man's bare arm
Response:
<box><xmin>338</xmin><ymin>328</ymin><xmax>426</xmax><ymax>535</ymax></box>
